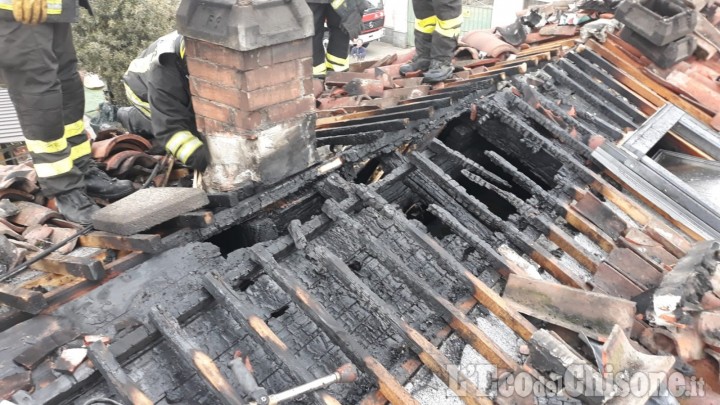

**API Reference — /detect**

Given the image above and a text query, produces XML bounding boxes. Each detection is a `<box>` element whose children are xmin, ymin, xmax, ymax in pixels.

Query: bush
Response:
<box><xmin>73</xmin><ymin>0</ymin><xmax>180</xmax><ymax>106</ymax></box>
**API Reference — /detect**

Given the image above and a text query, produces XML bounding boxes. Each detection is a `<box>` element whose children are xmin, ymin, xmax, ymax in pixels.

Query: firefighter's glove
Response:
<box><xmin>331</xmin><ymin>0</ymin><xmax>363</xmax><ymax>39</ymax></box>
<box><xmin>165</xmin><ymin>131</ymin><xmax>209</xmax><ymax>171</ymax></box>
<box><xmin>12</xmin><ymin>0</ymin><xmax>47</xmax><ymax>24</ymax></box>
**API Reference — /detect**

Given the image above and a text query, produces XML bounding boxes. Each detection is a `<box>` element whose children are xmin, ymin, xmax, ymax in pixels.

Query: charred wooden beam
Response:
<box><xmin>316</xmin><ymin>119</ymin><xmax>409</xmax><ymax>139</ymax></box>
<box><xmin>149</xmin><ymin>306</ymin><xmax>246</xmax><ymax>405</ymax></box>
<box><xmin>352</xmin><ymin>186</ymin><xmax>537</xmax><ymax>342</ymax></box>
<box><xmin>29</xmin><ymin>252</ymin><xmax>105</xmax><ymax>281</ymax></box>
<box><xmin>409</xmin><ymin>152</ymin><xmax>587</xmax><ymax>288</ymax></box>
<box><xmin>315</xmin><ymin>247</ymin><xmax>492</xmax><ymax>405</ymax></box>
<box><xmin>322</xmin><ymin>199</ymin><xmax>518</xmax><ymax>371</ymax></box>
<box><xmin>462</xmin><ymin>169</ymin><xmax>600</xmax><ymax>273</ymax></box>
<box><xmin>87</xmin><ymin>341</ymin><xmax>153</xmax><ymax>405</ymax></box>
<box><xmin>13</xmin><ymin>329</ymin><xmax>79</xmax><ymax>370</ymax></box>
<box><xmin>428</xmin><ymin>139</ymin><xmax>511</xmax><ymax>189</ymax></box>
<box><xmin>544</xmin><ymin>63</ymin><xmax>637</xmax><ymax>130</ymax></box>
<box><xmin>202</xmin><ymin>272</ymin><xmax>341</xmax><ymax>405</ymax></box>
<box><xmin>317</xmin><ymin>108</ymin><xmax>433</xmax><ymax>130</ymax></box>
<box><xmin>248</xmin><ymin>246</ymin><xmax>420</xmax><ymax>405</ymax></box>
<box><xmin>0</xmin><ymin>284</ymin><xmax>47</xmax><ymax>315</ymax></box>
<box><xmin>316</xmin><ymin>131</ymin><xmax>384</xmax><ymax>147</ymax></box>
<box><xmin>483</xmin><ymin>150</ymin><xmax>618</xmax><ymax>253</ymax></box>
<box><xmin>163</xmin><ymin>210</ymin><xmax>214</xmax><ymax>229</ymax></box>
<box><xmin>571</xmin><ymin>190</ymin><xmax>628</xmax><ymax>241</ymax></box>
<box><xmin>0</xmin><ymin>371</ymin><xmax>31</xmax><ymax>401</ymax></box>
<box><xmin>78</xmin><ymin>232</ymin><xmax>162</xmax><ymax>253</ymax></box>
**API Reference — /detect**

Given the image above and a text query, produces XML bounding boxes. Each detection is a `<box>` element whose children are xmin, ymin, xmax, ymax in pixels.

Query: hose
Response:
<box><xmin>82</xmin><ymin>398</ymin><xmax>124</xmax><ymax>405</ymax></box>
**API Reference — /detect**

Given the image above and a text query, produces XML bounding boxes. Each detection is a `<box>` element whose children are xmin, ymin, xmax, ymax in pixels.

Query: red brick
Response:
<box><xmin>242</xmin><ymin>60</ymin><xmax>299</xmax><ymax>92</ymax></box>
<box><xmin>265</xmin><ymin>96</ymin><xmax>315</xmax><ymax>123</ymax></box>
<box><xmin>186</xmin><ymin>58</ymin><xmax>244</xmax><ymax>88</ymax></box>
<box><xmin>185</xmin><ymin>38</ymin><xmax>271</xmax><ymax>71</ymax></box>
<box><xmin>190</xmin><ymin>78</ymin><xmax>246</xmax><ymax>110</ymax></box>
<box><xmin>298</xmin><ymin>57</ymin><xmax>313</xmax><ymax>78</ymax></box>
<box><xmin>233</xmin><ymin>111</ymin><xmax>264</xmax><ymax>131</ymax></box>
<box><xmin>196</xmin><ymin>116</ymin><xmax>232</xmax><ymax>135</ymax></box>
<box><xmin>191</xmin><ymin>97</ymin><xmax>234</xmax><ymax>124</ymax></box>
<box><xmin>271</xmin><ymin>38</ymin><xmax>313</xmax><ymax>64</ymax></box>
<box><xmin>244</xmin><ymin>80</ymin><xmax>302</xmax><ymax>111</ymax></box>
<box><xmin>302</xmin><ymin>78</ymin><xmax>314</xmax><ymax>96</ymax></box>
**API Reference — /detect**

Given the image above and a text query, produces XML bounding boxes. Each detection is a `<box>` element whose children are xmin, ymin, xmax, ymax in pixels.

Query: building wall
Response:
<box><xmin>381</xmin><ymin>0</ymin><xmax>410</xmax><ymax>48</ymax></box>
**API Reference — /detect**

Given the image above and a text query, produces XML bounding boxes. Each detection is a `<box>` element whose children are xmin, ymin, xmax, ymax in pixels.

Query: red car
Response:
<box><xmin>358</xmin><ymin>0</ymin><xmax>385</xmax><ymax>47</ymax></box>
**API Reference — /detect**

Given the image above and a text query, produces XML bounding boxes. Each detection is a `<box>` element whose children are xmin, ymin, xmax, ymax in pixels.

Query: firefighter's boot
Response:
<box><xmin>401</xmin><ymin>29</ymin><xmax>432</xmax><ymax>76</ymax></box>
<box><xmin>400</xmin><ymin>57</ymin><xmax>431</xmax><ymax>76</ymax></box>
<box><xmin>55</xmin><ymin>189</ymin><xmax>100</xmax><ymax>225</ymax></box>
<box><xmin>84</xmin><ymin>163</ymin><xmax>135</xmax><ymax>201</ymax></box>
<box><xmin>422</xmin><ymin>60</ymin><xmax>454</xmax><ymax>83</ymax></box>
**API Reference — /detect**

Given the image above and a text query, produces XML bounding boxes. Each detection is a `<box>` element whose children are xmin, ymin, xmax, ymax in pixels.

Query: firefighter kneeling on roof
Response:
<box><xmin>117</xmin><ymin>31</ymin><xmax>209</xmax><ymax>173</ymax></box>
<box><xmin>306</xmin><ymin>0</ymin><xmax>364</xmax><ymax>77</ymax></box>
<box><xmin>401</xmin><ymin>0</ymin><xmax>463</xmax><ymax>83</ymax></box>
<box><xmin>0</xmin><ymin>0</ymin><xmax>135</xmax><ymax>224</ymax></box>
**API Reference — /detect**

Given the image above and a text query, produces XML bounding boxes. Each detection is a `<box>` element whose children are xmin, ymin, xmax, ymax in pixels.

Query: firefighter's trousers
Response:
<box><xmin>412</xmin><ymin>0</ymin><xmax>463</xmax><ymax>64</ymax></box>
<box><xmin>0</xmin><ymin>22</ymin><xmax>89</xmax><ymax>197</ymax></box>
<box><xmin>309</xmin><ymin>3</ymin><xmax>350</xmax><ymax>76</ymax></box>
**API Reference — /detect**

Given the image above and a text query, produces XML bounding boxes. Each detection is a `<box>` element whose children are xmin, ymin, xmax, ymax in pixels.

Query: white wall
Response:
<box><xmin>490</xmin><ymin>0</ymin><xmax>524</xmax><ymax>28</ymax></box>
<box><xmin>383</xmin><ymin>0</ymin><xmax>409</xmax><ymax>33</ymax></box>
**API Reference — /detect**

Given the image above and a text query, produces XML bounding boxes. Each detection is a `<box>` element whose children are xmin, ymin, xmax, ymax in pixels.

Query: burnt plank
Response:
<box><xmin>592</xmin><ymin>262</ymin><xmax>644</xmax><ymax>300</ymax></box>
<box><xmin>29</xmin><ymin>252</ymin><xmax>105</xmax><ymax>281</ymax></box>
<box><xmin>571</xmin><ymin>191</ymin><xmax>628</xmax><ymax>241</ymax></box>
<box><xmin>606</xmin><ymin>248</ymin><xmax>663</xmax><ymax>290</ymax></box>
<box><xmin>202</xmin><ymin>272</ymin><xmax>341</xmax><ymax>405</ymax></box>
<box><xmin>0</xmin><ymin>370</ymin><xmax>31</xmax><ymax>400</ymax></box>
<box><xmin>0</xmin><ymin>284</ymin><xmax>47</xmax><ymax>315</ymax></box>
<box><xmin>248</xmin><ymin>247</ymin><xmax>420</xmax><ymax>405</ymax></box>
<box><xmin>315</xmin><ymin>119</ymin><xmax>409</xmax><ymax>138</ymax></box>
<box><xmin>79</xmin><ymin>231</ymin><xmax>162</xmax><ymax>253</ymax></box>
<box><xmin>149</xmin><ymin>306</ymin><xmax>246</xmax><ymax>405</ymax></box>
<box><xmin>317</xmin><ymin>247</ymin><xmax>492</xmax><ymax>405</ymax></box>
<box><xmin>13</xmin><ymin>329</ymin><xmax>79</xmax><ymax>370</ymax></box>
<box><xmin>317</xmin><ymin>108</ymin><xmax>433</xmax><ymax>130</ymax></box>
<box><xmin>87</xmin><ymin>341</ymin><xmax>153</xmax><ymax>405</ymax></box>
<box><xmin>316</xmin><ymin>131</ymin><xmax>384</xmax><ymax>147</ymax></box>
<box><xmin>323</xmin><ymin>200</ymin><xmax>518</xmax><ymax>371</ymax></box>
<box><xmin>353</xmin><ymin>185</ymin><xmax>536</xmax><ymax>342</ymax></box>
<box><xmin>163</xmin><ymin>210</ymin><xmax>214</xmax><ymax>229</ymax></box>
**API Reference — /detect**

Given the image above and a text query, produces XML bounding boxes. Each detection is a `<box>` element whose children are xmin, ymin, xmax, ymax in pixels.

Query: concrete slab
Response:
<box><xmin>92</xmin><ymin>188</ymin><xmax>209</xmax><ymax>236</ymax></box>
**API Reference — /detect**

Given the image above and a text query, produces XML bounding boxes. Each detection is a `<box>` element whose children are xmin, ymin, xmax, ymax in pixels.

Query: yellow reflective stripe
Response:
<box><xmin>70</xmin><ymin>140</ymin><xmax>91</xmax><ymax>161</ymax></box>
<box><xmin>35</xmin><ymin>156</ymin><xmax>74</xmax><ymax>178</ymax></box>
<box><xmin>124</xmin><ymin>83</ymin><xmax>152</xmax><ymax>118</ymax></box>
<box><xmin>25</xmin><ymin>120</ymin><xmax>84</xmax><ymax>154</ymax></box>
<box><xmin>26</xmin><ymin>138</ymin><xmax>67</xmax><ymax>154</ymax></box>
<box><xmin>180</xmin><ymin>38</ymin><xmax>186</xmax><ymax>59</ymax></box>
<box><xmin>415</xmin><ymin>15</ymin><xmax>437</xmax><ymax>34</ymax></box>
<box><xmin>326</xmin><ymin>52</ymin><xmax>349</xmax><ymax>72</ymax></box>
<box><xmin>313</xmin><ymin>64</ymin><xmax>327</xmax><ymax>76</ymax></box>
<box><xmin>436</xmin><ymin>15</ymin><xmax>463</xmax><ymax>38</ymax></box>
<box><xmin>47</xmin><ymin>0</ymin><xmax>62</xmax><ymax>14</ymax></box>
<box><xmin>176</xmin><ymin>137</ymin><xmax>203</xmax><ymax>164</ymax></box>
<box><xmin>64</xmin><ymin>120</ymin><xmax>84</xmax><ymax>137</ymax></box>
<box><xmin>165</xmin><ymin>131</ymin><xmax>194</xmax><ymax>155</ymax></box>
<box><xmin>331</xmin><ymin>0</ymin><xmax>345</xmax><ymax>8</ymax></box>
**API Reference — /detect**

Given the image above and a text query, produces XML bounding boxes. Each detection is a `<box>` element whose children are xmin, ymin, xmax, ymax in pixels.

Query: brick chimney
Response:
<box><xmin>177</xmin><ymin>0</ymin><xmax>318</xmax><ymax>192</ymax></box>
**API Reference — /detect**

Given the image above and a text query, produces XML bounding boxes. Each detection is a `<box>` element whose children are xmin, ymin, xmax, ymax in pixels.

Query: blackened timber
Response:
<box><xmin>87</xmin><ymin>341</ymin><xmax>153</xmax><ymax>405</ymax></box>
<box><xmin>352</xmin><ymin>186</ymin><xmax>536</xmax><ymax>342</ymax></box>
<box><xmin>318</xmin><ymin>109</ymin><xmax>432</xmax><ymax>130</ymax></box>
<box><xmin>505</xmin><ymin>92</ymin><xmax>593</xmax><ymax>159</ymax></box>
<box><xmin>0</xmin><ymin>284</ymin><xmax>47</xmax><ymax>314</ymax></box>
<box><xmin>428</xmin><ymin>139</ymin><xmax>512</xmax><ymax>189</ymax></box>
<box><xmin>409</xmin><ymin>152</ymin><xmax>587</xmax><ymax>289</ymax></box>
<box><xmin>202</xmin><ymin>272</ymin><xmax>341</xmax><ymax>405</ymax></box>
<box><xmin>556</xmin><ymin>58</ymin><xmax>645</xmax><ymax>124</ymax></box>
<box><xmin>163</xmin><ymin>211</ymin><xmax>214</xmax><ymax>229</ymax></box>
<box><xmin>316</xmin><ymin>248</ymin><xmax>493</xmax><ymax>405</ymax></box>
<box><xmin>461</xmin><ymin>170</ymin><xmax>599</xmax><ymax>273</ymax></box>
<box><xmin>427</xmin><ymin>204</ymin><xmax>523</xmax><ymax>278</ymax></box>
<box><xmin>148</xmin><ymin>306</ymin><xmax>246</xmax><ymax>405</ymax></box>
<box><xmin>543</xmin><ymin>63</ymin><xmax>637</xmax><ymax>130</ymax></box>
<box><xmin>571</xmin><ymin>190</ymin><xmax>628</xmax><ymax>241</ymax></box>
<box><xmin>316</xmin><ymin>131</ymin><xmax>384</xmax><ymax>147</ymax></box>
<box><xmin>322</xmin><ymin>200</ymin><xmax>518</xmax><ymax>371</ymax></box>
<box><xmin>13</xmin><ymin>329</ymin><xmax>78</xmax><ymax>370</ymax></box>
<box><xmin>248</xmin><ymin>247</ymin><xmax>420</xmax><ymax>405</ymax></box>
<box><xmin>29</xmin><ymin>253</ymin><xmax>105</xmax><ymax>281</ymax></box>
<box><xmin>316</xmin><ymin>119</ymin><xmax>409</xmax><ymax>138</ymax></box>
<box><xmin>565</xmin><ymin>52</ymin><xmax>655</xmax><ymax>116</ymax></box>
<box><xmin>321</xmin><ymin>99</ymin><xmax>450</xmax><ymax>124</ymax></box>
<box><xmin>78</xmin><ymin>232</ymin><xmax>162</xmax><ymax>253</ymax></box>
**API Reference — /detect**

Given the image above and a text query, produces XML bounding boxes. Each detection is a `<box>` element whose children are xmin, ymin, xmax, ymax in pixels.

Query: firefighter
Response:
<box><xmin>400</xmin><ymin>0</ymin><xmax>463</xmax><ymax>83</ymax></box>
<box><xmin>306</xmin><ymin>0</ymin><xmax>364</xmax><ymax>77</ymax></box>
<box><xmin>118</xmin><ymin>31</ymin><xmax>209</xmax><ymax>173</ymax></box>
<box><xmin>0</xmin><ymin>0</ymin><xmax>135</xmax><ymax>224</ymax></box>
